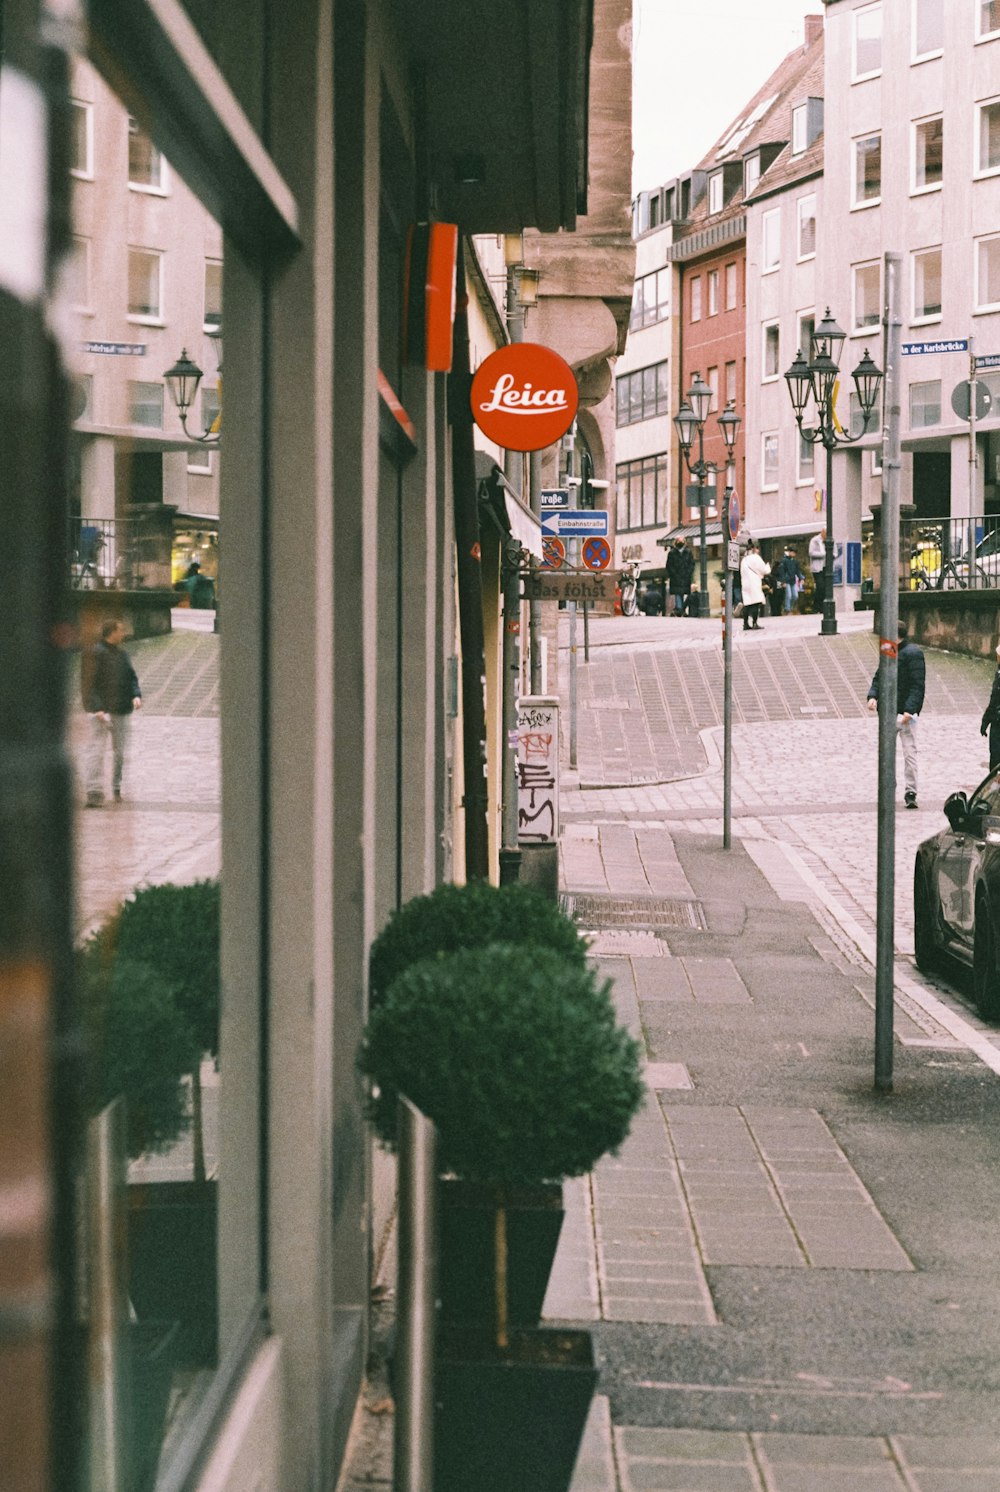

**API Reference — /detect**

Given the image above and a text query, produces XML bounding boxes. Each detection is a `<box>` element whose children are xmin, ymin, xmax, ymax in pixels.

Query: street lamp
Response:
<box><xmin>784</xmin><ymin>309</ymin><xmax>882</xmax><ymax>635</ymax></box>
<box><xmin>673</xmin><ymin>376</ymin><xmax>741</xmax><ymax>616</ymax></box>
<box><xmin>164</xmin><ymin>328</ymin><xmax>222</xmax><ymax>444</ymax></box>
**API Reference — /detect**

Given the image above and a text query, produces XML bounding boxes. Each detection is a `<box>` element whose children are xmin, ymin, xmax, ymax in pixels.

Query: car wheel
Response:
<box><xmin>972</xmin><ymin>894</ymin><xmax>1000</xmax><ymax>1021</ymax></box>
<box><xmin>913</xmin><ymin>865</ymin><xmax>939</xmax><ymax>974</ymax></box>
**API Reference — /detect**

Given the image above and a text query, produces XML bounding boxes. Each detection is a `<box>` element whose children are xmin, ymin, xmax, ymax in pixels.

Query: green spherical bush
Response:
<box><xmin>368</xmin><ymin>881</ymin><xmax>588</xmax><ymax>1007</ymax></box>
<box><xmin>361</xmin><ymin>943</ymin><xmax>644</xmax><ymax>1187</ymax></box>
<box><xmin>113</xmin><ymin>879</ymin><xmax>220</xmax><ymax>1057</ymax></box>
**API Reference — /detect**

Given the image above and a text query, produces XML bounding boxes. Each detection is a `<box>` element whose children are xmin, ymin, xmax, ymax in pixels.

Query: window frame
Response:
<box><xmin>909</xmin><ymin>378</ymin><xmax>942</xmax><ymax>429</ymax></box>
<box><xmin>70</xmin><ymin>98</ymin><xmax>94</xmax><ymax>179</ymax></box>
<box><xmin>853</xmin><ymin>132</ymin><xmax>882</xmax><ymax>207</ymax></box>
<box><xmin>975</xmin><ymin>96</ymin><xmax>1000</xmax><ymax>178</ymax></box>
<box><xmin>798</xmin><ymin>313</ymin><xmax>816</xmax><ymax>363</ymax></box>
<box><xmin>127</xmin><ymin>379</ymin><xmax>165</xmax><ymax>429</ymax></box>
<box><xmin>690</xmin><ymin>275</ymin><xmax>702</xmax><ymax>323</ymax></box>
<box><xmin>796</xmin><ymin>428</ymin><xmax>815</xmax><ymax>486</ymax></box>
<box><xmin>744</xmin><ymin>153</ymin><xmax>761</xmax><ymax>197</ymax></box>
<box><xmin>796</xmin><ymin>193</ymin><xmax>816</xmax><ymax>261</ymax></box>
<box><xmin>912</xmin><ymin>0</ymin><xmax>944</xmax><ymax>61</ymax></box>
<box><xmin>761</xmin><ymin>431</ymin><xmax>779</xmax><ymax>491</ymax></box>
<box><xmin>127</xmin><ymin>115</ymin><xmax>168</xmax><ymax>194</ymax></box>
<box><xmin>725</xmin><ymin>262</ymin><xmax>738</xmax><ymax>310</ymax></box>
<box><xmin>615</xmin><ymin>453</ymin><xmax>670</xmax><ymax>532</ymax></box>
<box><xmin>708</xmin><ymin>171</ymin><xmax>723</xmax><ymax>214</ymax></box>
<box><xmin>852</xmin><ymin>2</ymin><xmax>883</xmax><ymax>81</ymax></box>
<box><xmin>852</xmin><ymin>260</ymin><xmax>882</xmax><ymax>335</ymax></box>
<box><xmin>707</xmin><ymin>268</ymin><xmax>719</xmax><ymax>317</ymax></box>
<box><xmin>204</xmin><ymin>259</ymin><xmax>223</xmax><ymax>330</ymax></box>
<box><xmin>762</xmin><ymin>320</ymin><xmax>781</xmax><ymax>382</ymax></box>
<box><xmin>615</xmin><ymin>361</ymin><xmax>670</xmax><ymax>427</ymax></box>
<box><xmin>975</xmin><ymin>233</ymin><xmax>1000</xmax><ymax>312</ymax></box>
<box><xmin>791</xmin><ymin>104</ymin><xmax>807</xmax><ymax>156</ymax></box>
<box><xmin>707</xmin><ymin>365</ymin><xmax>719</xmax><ymax>413</ymax></box>
<box><xmin>70</xmin><ymin>235</ymin><xmax>92</xmax><ymax>313</ymax></box>
<box><xmin>978</xmin><ymin>0</ymin><xmax>1000</xmax><ymax>41</ymax></box>
<box><xmin>911</xmin><ymin>245</ymin><xmax>942</xmax><ymax>323</ymax></box>
<box><xmin>629</xmin><ymin>267</ymin><xmax>670</xmax><ymax>331</ymax></box>
<box><xmin>127</xmin><ymin>245</ymin><xmax>165</xmax><ymax>324</ymax></box>
<box><xmin>725</xmin><ymin>360</ymin><xmax>737</xmax><ymax>407</ymax></box>
<box><xmin>762</xmin><ymin>208</ymin><xmax>780</xmax><ymax>273</ymax></box>
<box><xmin>912</xmin><ymin>114</ymin><xmax>943</xmax><ymax>194</ymax></box>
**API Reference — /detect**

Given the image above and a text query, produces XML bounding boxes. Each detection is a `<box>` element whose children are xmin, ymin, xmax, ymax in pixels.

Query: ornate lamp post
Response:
<box><xmin>164</xmin><ymin>328</ymin><xmax>223</xmax><ymax>444</ymax></box>
<box><xmin>784</xmin><ymin>309</ymin><xmax>882</xmax><ymax>636</ymax></box>
<box><xmin>674</xmin><ymin>374</ymin><xmax>741</xmax><ymax>616</ymax></box>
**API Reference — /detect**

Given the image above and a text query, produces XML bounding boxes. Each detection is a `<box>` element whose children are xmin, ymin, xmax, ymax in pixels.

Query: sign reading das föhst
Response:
<box><xmin>471</xmin><ymin>342</ymin><xmax>579</xmax><ymax>452</ymax></box>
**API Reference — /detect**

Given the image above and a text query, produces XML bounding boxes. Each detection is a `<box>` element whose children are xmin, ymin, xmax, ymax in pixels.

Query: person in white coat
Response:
<box><xmin>740</xmin><ymin>540</ymin><xmax>770</xmax><ymax>631</ymax></box>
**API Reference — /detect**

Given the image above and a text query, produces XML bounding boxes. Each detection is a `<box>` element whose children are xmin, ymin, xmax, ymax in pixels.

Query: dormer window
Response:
<box><xmin>744</xmin><ymin>153</ymin><xmax>761</xmax><ymax>196</ymax></box>
<box><xmin>708</xmin><ymin>171</ymin><xmax>723</xmax><ymax>214</ymax></box>
<box><xmin>792</xmin><ymin>105</ymin><xmax>807</xmax><ymax>155</ymax></box>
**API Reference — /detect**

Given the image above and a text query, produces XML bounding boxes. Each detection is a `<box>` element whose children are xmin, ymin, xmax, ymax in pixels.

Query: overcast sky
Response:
<box><xmin>632</xmin><ymin>0</ymin><xmax>821</xmax><ymax>194</ymax></box>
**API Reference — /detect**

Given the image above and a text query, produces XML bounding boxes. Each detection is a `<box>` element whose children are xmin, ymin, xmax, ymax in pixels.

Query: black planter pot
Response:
<box><xmin>127</xmin><ymin>1180</ymin><xmax>218</xmax><ymax>1367</ymax></box>
<box><xmin>433</xmin><ymin>1325</ymin><xmax>597</xmax><ymax>1492</ymax></box>
<box><xmin>438</xmin><ymin>1179</ymin><xmax>564</xmax><ymax>1329</ymax></box>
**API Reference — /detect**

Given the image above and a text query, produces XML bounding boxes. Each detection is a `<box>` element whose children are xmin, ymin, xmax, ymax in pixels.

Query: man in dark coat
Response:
<box><xmin>81</xmin><ymin>616</ymin><xmax>142</xmax><ymax>805</ymax></box>
<box><xmin>867</xmin><ymin>620</ymin><xmax>926</xmax><ymax>808</ymax></box>
<box><xmin>666</xmin><ymin>537</ymin><xmax>695</xmax><ymax>617</ymax></box>
<box><xmin>981</xmin><ymin>642</ymin><xmax>1000</xmax><ymax>771</ymax></box>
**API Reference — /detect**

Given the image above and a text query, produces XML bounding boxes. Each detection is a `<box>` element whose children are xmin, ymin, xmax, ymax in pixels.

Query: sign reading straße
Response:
<box><xmin>471</xmin><ymin>342</ymin><xmax>579</xmax><ymax>451</ymax></box>
<box><xmin>524</xmin><ymin>571</ymin><xmax>614</xmax><ymax>603</ymax></box>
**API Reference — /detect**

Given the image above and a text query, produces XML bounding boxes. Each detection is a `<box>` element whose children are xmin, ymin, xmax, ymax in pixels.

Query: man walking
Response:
<box><xmin>867</xmin><ymin>620</ymin><xmax>925</xmax><ymax>808</ymax></box>
<box><xmin>81</xmin><ymin>616</ymin><xmax>142</xmax><ymax>805</ymax></box>
<box><xmin>980</xmin><ymin>641</ymin><xmax>1000</xmax><ymax>771</ymax></box>
<box><xmin>666</xmin><ymin>536</ymin><xmax>695</xmax><ymax>617</ymax></box>
<box><xmin>775</xmin><ymin>546</ymin><xmax>804</xmax><ymax>614</ymax></box>
<box><xmin>809</xmin><ymin>529</ymin><xmax>826</xmax><ymax>612</ymax></box>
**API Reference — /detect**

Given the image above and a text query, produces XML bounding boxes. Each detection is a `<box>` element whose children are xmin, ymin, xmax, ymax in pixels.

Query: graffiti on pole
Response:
<box><xmin>516</xmin><ymin>697</ymin><xmax>559</xmax><ymax>843</ymax></box>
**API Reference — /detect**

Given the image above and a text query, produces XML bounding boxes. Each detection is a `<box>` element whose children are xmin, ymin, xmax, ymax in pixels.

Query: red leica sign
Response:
<box><xmin>470</xmin><ymin>342</ymin><xmax>579</xmax><ymax>452</ymax></box>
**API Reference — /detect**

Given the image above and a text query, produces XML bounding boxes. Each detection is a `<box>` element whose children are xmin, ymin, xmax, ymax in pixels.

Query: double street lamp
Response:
<box><xmin>674</xmin><ymin>374</ymin><xmax>742</xmax><ymax>617</ymax></box>
<box><xmin>784</xmin><ymin>309</ymin><xmax>883</xmax><ymax>636</ymax></box>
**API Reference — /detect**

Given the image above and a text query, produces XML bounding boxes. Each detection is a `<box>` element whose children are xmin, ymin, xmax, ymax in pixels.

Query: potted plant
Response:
<box><xmin>361</xmin><ymin>942</ymin><xmax>643</xmax><ymax>1492</ymax></box>
<box><xmin>369</xmin><ymin>881</ymin><xmax>591</xmax><ymax>1327</ymax></box>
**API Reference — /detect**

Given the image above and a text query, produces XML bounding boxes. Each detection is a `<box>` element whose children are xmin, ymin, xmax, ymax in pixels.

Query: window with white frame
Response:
<box><xmin>798</xmin><ymin>313</ymin><xmax>815</xmax><ymax>361</ymax></box>
<box><xmin>70</xmin><ymin>100</ymin><xmax>93</xmax><ymax>178</ymax></box>
<box><xmin>976</xmin><ymin>235</ymin><xmax>1000</xmax><ymax>309</ymax></box>
<box><xmin>69</xmin><ymin>236</ymin><xmax>90</xmax><ymax>311</ymax></box>
<box><xmin>201</xmin><ymin>383</ymin><xmax>221</xmax><ymax>441</ymax></box>
<box><xmin>909</xmin><ymin>380</ymin><xmax>941</xmax><ymax>428</ymax></box>
<box><xmin>854</xmin><ymin>133</ymin><xmax>882</xmax><ymax>204</ymax></box>
<box><xmin>913</xmin><ymin>116</ymin><xmax>943</xmax><ymax>191</ymax></box>
<box><xmin>708</xmin><ymin>171</ymin><xmax>723</xmax><ymax>214</ymax></box>
<box><xmin>629</xmin><ymin>268</ymin><xmax>670</xmax><ymax>330</ymax></box>
<box><xmin>616</xmin><ymin>362</ymin><xmax>670</xmax><ymax>426</ymax></box>
<box><xmin>912</xmin><ymin>247</ymin><xmax>942</xmax><ymax>320</ymax></box>
<box><xmin>797</xmin><ymin>430</ymin><xmax>815</xmax><ymax>483</ymax></box>
<box><xmin>128</xmin><ymin>247</ymin><xmax>163</xmax><ymax>321</ymax></box>
<box><xmin>979</xmin><ymin>1</ymin><xmax>1000</xmax><ymax>40</ymax></box>
<box><xmin>761</xmin><ymin>432</ymin><xmax>779</xmax><ymax>488</ymax></box>
<box><xmin>853</xmin><ymin>3</ymin><xmax>882</xmax><ymax>79</ymax></box>
<box><xmin>128</xmin><ymin>380</ymin><xmax>164</xmax><ymax>428</ymax></box>
<box><xmin>853</xmin><ymin>261</ymin><xmax>881</xmax><ymax>331</ymax></box>
<box><xmin>616</xmin><ymin>454</ymin><xmax>670</xmax><ymax>531</ymax></box>
<box><xmin>792</xmin><ymin>105</ymin><xmax>807</xmax><ymax>156</ymax></box>
<box><xmin>707</xmin><ymin>366</ymin><xmax>719</xmax><ymax>412</ymax></box>
<box><xmin>762</xmin><ymin>208</ymin><xmax>780</xmax><ymax>272</ymax></box>
<box><xmin>913</xmin><ymin>0</ymin><xmax>943</xmax><ymax>58</ymax></box>
<box><xmin>797</xmin><ymin>194</ymin><xmax>816</xmax><ymax>259</ymax></box>
<box><xmin>707</xmin><ymin>269</ymin><xmax>719</xmax><ymax>316</ymax></box>
<box><xmin>762</xmin><ymin>322</ymin><xmax>780</xmax><ymax>380</ymax></box>
<box><xmin>204</xmin><ymin>260</ymin><xmax>223</xmax><ymax>329</ymax></box>
<box><xmin>690</xmin><ymin>276</ymin><xmax>702</xmax><ymax>322</ymax></box>
<box><xmin>849</xmin><ymin>391</ymin><xmax>877</xmax><ymax>436</ymax></box>
<box><xmin>725</xmin><ymin>262</ymin><xmax>738</xmax><ymax>309</ymax></box>
<box><xmin>744</xmin><ymin>153</ymin><xmax>761</xmax><ymax>197</ymax></box>
<box><xmin>187</xmin><ymin>443</ymin><xmax>213</xmax><ymax>475</ymax></box>
<box><xmin>128</xmin><ymin>116</ymin><xmax>165</xmax><ymax>191</ymax></box>
<box><xmin>977</xmin><ymin>98</ymin><xmax>1000</xmax><ymax>174</ymax></box>
<box><xmin>725</xmin><ymin>360</ymin><xmax>737</xmax><ymax>406</ymax></box>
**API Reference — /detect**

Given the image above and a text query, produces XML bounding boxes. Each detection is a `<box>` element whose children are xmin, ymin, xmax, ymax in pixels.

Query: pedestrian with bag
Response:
<box><xmin>809</xmin><ymin>529</ymin><xmax>826</xmax><ymax>612</ymax></box>
<box><xmin>739</xmin><ymin>540</ymin><xmax>770</xmax><ymax>631</ymax></box>
<box><xmin>81</xmin><ymin>616</ymin><xmax>142</xmax><ymax>806</ymax></box>
<box><xmin>867</xmin><ymin>619</ymin><xmax>925</xmax><ymax>809</ymax></box>
<box><xmin>666</xmin><ymin>536</ymin><xmax>695</xmax><ymax>617</ymax></box>
<box><xmin>980</xmin><ymin>641</ymin><xmax>1000</xmax><ymax>770</ymax></box>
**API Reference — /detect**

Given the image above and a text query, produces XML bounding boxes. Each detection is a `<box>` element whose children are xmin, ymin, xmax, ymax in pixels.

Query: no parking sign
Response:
<box><xmin>581</xmin><ymin>536</ymin><xmax>611</xmax><ymax>572</ymax></box>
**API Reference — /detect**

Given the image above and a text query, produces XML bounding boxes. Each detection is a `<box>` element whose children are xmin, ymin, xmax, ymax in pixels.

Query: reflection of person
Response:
<box><xmin>867</xmin><ymin>620</ymin><xmax>925</xmax><ymax>809</ymax></box>
<box><xmin>666</xmin><ymin>537</ymin><xmax>695</xmax><ymax>617</ymax></box>
<box><xmin>739</xmin><ymin>541</ymin><xmax>770</xmax><ymax>631</ymax></box>
<box><xmin>981</xmin><ymin>642</ymin><xmax>1000</xmax><ymax>770</ymax></box>
<box><xmin>82</xmin><ymin>617</ymin><xmax>142</xmax><ymax>806</ymax></box>
<box><xmin>809</xmin><ymin>529</ymin><xmax>826</xmax><ymax>612</ymax></box>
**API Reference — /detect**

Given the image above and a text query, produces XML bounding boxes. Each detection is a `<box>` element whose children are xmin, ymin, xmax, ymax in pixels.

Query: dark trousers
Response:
<box><xmin>990</xmin><ymin>723</ymin><xmax>1000</xmax><ymax>772</ymax></box>
<box><xmin>742</xmin><ymin>603</ymin><xmax>763</xmax><ymax>629</ymax></box>
<box><xmin>811</xmin><ymin>570</ymin><xmax>825</xmax><ymax>611</ymax></box>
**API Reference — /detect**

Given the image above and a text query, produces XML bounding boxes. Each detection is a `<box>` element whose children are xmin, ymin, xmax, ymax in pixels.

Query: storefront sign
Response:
<box><xmin>471</xmin><ymin>342</ymin><xmax>578</xmax><ymax>452</ymax></box>
<box><xmin>523</xmin><ymin>571</ymin><xmax>613</xmax><ymax>603</ymax></box>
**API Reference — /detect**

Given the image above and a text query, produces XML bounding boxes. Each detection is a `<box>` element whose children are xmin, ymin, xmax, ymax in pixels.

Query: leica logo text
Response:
<box><xmin>479</xmin><ymin>373</ymin><xmax>570</xmax><ymax>415</ymax></box>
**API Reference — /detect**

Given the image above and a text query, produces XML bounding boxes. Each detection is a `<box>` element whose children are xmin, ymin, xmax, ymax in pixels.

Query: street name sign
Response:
<box><xmin>901</xmin><ymin>338</ymin><xmax>968</xmax><ymax>355</ymax></box>
<box><xmin>524</xmin><ymin>571</ymin><xmax>614</xmax><ymax>603</ymax></box>
<box><xmin>540</xmin><ymin>509</ymin><xmax>609</xmax><ymax>537</ymax></box>
<box><xmin>540</xmin><ymin>488</ymin><xmax>569</xmax><ymax>508</ymax></box>
<box><xmin>976</xmin><ymin>354</ymin><xmax>1000</xmax><ymax>369</ymax></box>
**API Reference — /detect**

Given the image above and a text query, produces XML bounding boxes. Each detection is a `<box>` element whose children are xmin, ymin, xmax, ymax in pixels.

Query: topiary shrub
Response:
<box><xmin>368</xmin><ymin>881</ymin><xmax>588</xmax><ymax>1007</ymax></box>
<box><xmin>78</xmin><ymin>948</ymin><xmax>196</xmax><ymax>1159</ymax></box>
<box><xmin>361</xmin><ymin>943</ymin><xmax>643</xmax><ymax>1186</ymax></box>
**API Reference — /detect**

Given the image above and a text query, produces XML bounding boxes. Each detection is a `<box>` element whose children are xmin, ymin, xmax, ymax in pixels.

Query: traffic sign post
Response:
<box><xmin>581</xmin><ymin>536</ymin><xmax>611</xmax><ymax>572</ymax></box>
<box><xmin>540</xmin><ymin>509</ymin><xmax>609</xmax><ymax>538</ymax></box>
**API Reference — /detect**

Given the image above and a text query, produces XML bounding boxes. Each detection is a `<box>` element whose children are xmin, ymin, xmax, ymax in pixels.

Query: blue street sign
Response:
<box><xmin>540</xmin><ymin>488</ymin><xmax>569</xmax><ymax>508</ymax></box>
<box><xmin>901</xmin><ymin>339</ymin><xmax>968</xmax><ymax>356</ymax></box>
<box><xmin>976</xmin><ymin>354</ymin><xmax>1000</xmax><ymax>369</ymax></box>
<box><xmin>540</xmin><ymin>509</ymin><xmax>609</xmax><ymax>537</ymax></box>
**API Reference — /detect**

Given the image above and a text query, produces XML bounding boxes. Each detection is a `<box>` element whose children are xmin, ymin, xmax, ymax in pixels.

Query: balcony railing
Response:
<box><xmin>69</xmin><ymin>517</ymin><xmax>166</xmax><ymax>591</ymax></box>
<box><xmin>900</xmin><ymin>515</ymin><xmax>1000</xmax><ymax>592</ymax></box>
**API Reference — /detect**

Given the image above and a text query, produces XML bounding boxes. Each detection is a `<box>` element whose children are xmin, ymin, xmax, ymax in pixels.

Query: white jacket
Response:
<box><xmin>740</xmin><ymin>552</ymin><xmax>770</xmax><ymax>606</ymax></box>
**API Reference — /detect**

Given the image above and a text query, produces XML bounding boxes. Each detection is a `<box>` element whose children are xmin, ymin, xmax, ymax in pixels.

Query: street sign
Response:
<box><xmin>726</xmin><ymin>541</ymin><xmax>741</xmax><ymax>571</ymax></box>
<box><xmin>901</xmin><ymin>338</ymin><xmax>969</xmax><ymax>355</ymax></box>
<box><xmin>541</xmin><ymin>535</ymin><xmax>566</xmax><ymax>570</ymax></box>
<box><xmin>540</xmin><ymin>509</ymin><xmax>609</xmax><ymax>537</ymax></box>
<box><xmin>581</xmin><ymin>536</ymin><xmax>611</xmax><ymax>572</ymax></box>
<box><xmin>951</xmin><ymin>379</ymin><xmax>993</xmax><ymax>421</ymax></box>
<box><xmin>976</xmin><ymin>354</ymin><xmax>1000</xmax><ymax>369</ymax></box>
<box><xmin>726</xmin><ymin>491</ymin><xmax>741</xmax><ymax>540</ymax></box>
<box><xmin>524</xmin><ymin>571</ymin><xmax>615</xmax><ymax>603</ymax></box>
<box><xmin>540</xmin><ymin>488</ymin><xmax>569</xmax><ymax>508</ymax></box>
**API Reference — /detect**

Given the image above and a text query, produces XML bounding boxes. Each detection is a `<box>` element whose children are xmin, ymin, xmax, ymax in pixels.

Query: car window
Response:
<box><xmin>969</xmin><ymin>768</ymin><xmax>1000</xmax><ymax>815</ymax></box>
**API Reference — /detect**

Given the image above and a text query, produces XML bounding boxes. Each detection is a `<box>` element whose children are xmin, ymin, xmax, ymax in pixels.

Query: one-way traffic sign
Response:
<box><xmin>540</xmin><ymin>509</ymin><xmax>609</xmax><ymax>537</ymax></box>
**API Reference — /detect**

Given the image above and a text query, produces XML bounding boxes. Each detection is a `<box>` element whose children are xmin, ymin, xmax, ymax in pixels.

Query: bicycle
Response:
<box><xmin>618</xmin><ymin>560</ymin><xmax>643</xmax><ymax>616</ymax></box>
<box><xmin>911</xmin><ymin>559</ymin><xmax>987</xmax><ymax>591</ymax></box>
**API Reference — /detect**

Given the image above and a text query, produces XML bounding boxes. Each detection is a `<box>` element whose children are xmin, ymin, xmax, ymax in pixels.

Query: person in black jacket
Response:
<box><xmin>82</xmin><ymin>617</ymin><xmax>142</xmax><ymax>805</ymax></box>
<box><xmin>666</xmin><ymin>537</ymin><xmax>695</xmax><ymax>617</ymax></box>
<box><xmin>867</xmin><ymin>620</ymin><xmax>926</xmax><ymax>808</ymax></box>
<box><xmin>980</xmin><ymin>642</ymin><xmax>1000</xmax><ymax>771</ymax></box>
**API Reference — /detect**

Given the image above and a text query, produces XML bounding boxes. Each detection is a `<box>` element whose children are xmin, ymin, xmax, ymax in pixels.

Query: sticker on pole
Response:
<box><xmin>726</xmin><ymin>491</ymin><xmax>740</xmax><ymax>540</ymax></box>
<box><xmin>541</xmin><ymin>536</ymin><xmax>566</xmax><ymax>571</ymax></box>
<box><xmin>879</xmin><ymin>637</ymin><xmax>898</xmax><ymax>659</ymax></box>
<box><xmin>471</xmin><ymin>343</ymin><xmax>579</xmax><ymax>452</ymax></box>
<box><xmin>581</xmin><ymin>536</ymin><xmax>611</xmax><ymax>572</ymax></box>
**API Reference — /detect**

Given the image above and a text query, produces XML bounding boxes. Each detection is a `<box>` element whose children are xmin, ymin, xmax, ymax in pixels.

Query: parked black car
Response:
<box><xmin>913</xmin><ymin>765</ymin><xmax>1000</xmax><ymax>1019</ymax></box>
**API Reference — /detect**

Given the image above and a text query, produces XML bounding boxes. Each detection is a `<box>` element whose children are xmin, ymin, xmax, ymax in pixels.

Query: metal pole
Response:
<box><xmin>821</xmin><ymin>440</ymin><xmax>837</xmax><ymax>635</ymax></box>
<box><xmin>394</xmin><ymin>1097</ymin><xmax>437</xmax><ymax>1492</ymax></box>
<box><xmin>969</xmin><ymin>335</ymin><xmax>977</xmax><ymax>527</ymax></box>
<box><xmin>86</xmin><ymin>1101</ymin><xmax>129</xmax><ymax>1492</ymax></box>
<box><xmin>583</xmin><ymin>600</ymin><xmax>590</xmax><ymax>661</ymax></box>
<box><xmin>529</xmin><ymin>449</ymin><xmax>543</xmax><ymax>691</ymax></box>
<box><xmin>723</xmin><ymin>483</ymin><xmax>734</xmax><ymax>850</ymax></box>
<box><xmin>697</xmin><ymin>428</ymin><xmax>709</xmax><ymax>615</ymax></box>
<box><xmin>875</xmin><ymin>252</ymin><xmax>903</xmax><ymax>1093</ymax></box>
<box><xmin>569</xmin><ymin>601</ymin><xmax>578</xmax><ymax>770</ymax></box>
<box><xmin>500</xmin><ymin>537</ymin><xmax>522</xmax><ymax>885</ymax></box>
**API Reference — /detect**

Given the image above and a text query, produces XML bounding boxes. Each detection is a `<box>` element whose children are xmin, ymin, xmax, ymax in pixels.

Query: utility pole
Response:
<box><xmin>500</xmin><ymin>248</ymin><xmax>525</xmax><ymax>884</ymax></box>
<box><xmin>529</xmin><ymin>449</ymin><xmax>543</xmax><ymax>692</ymax></box>
<box><xmin>874</xmin><ymin>251</ymin><xmax>903</xmax><ymax>1092</ymax></box>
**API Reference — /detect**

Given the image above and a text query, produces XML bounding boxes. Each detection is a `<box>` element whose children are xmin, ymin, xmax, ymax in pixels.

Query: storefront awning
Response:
<box><xmin>475</xmin><ymin>453</ymin><xmax>543</xmax><ymax>560</ymax></box>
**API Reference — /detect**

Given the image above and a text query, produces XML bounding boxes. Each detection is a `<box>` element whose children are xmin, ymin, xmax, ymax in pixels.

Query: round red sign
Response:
<box><xmin>470</xmin><ymin>343</ymin><xmax>579</xmax><ymax>453</ymax></box>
